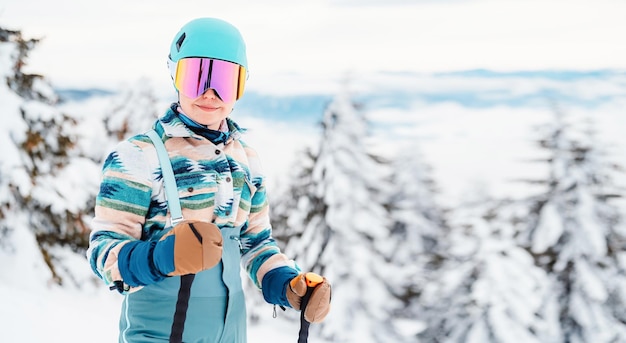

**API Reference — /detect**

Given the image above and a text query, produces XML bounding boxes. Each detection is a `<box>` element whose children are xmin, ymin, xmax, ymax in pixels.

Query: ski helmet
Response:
<box><xmin>168</xmin><ymin>18</ymin><xmax>248</xmax><ymax>101</ymax></box>
<box><xmin>168</xmin><ymin>18</ymin><xmax>248</xmax><ymax>69</ymax></box>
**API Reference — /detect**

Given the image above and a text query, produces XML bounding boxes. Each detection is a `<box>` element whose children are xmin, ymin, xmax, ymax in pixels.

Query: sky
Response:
<box><xmin>2</xmin><ymin>0</ymin><xmax>626</xmax><ymax>90</ymax></box>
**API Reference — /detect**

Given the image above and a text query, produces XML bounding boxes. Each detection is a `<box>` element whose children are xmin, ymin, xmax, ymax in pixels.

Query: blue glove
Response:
<box><xmin>118</xmin><ymin>221</ymin><xmax>223</xmax><ymax>287</ymax></box>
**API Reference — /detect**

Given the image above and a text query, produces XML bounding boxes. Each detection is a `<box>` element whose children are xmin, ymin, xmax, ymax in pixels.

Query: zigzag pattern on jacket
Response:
<box><xmin>87</xmin><ymin>106</ymin><xmax>298</xmax><ymax>291</ymax></box>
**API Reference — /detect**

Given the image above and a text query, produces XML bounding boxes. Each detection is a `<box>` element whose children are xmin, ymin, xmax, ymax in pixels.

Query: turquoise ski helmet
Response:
<box><xmin>169</xmin><ymin>17</ymin><xmax>248</xmax><ymax>68</ymax></box>
<box><xmin>168</xmin><ymin>18</ymin><xmax>248</xmax><ymax>101</ymax></box>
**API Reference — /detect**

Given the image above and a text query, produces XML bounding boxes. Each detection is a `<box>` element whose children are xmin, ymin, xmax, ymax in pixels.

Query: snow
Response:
<box><xmin>0</xmin><ymin>267</ymin><xmax>324</xmax><ymax>343</ymax></box>
<box><xmin>2</xmin><ymin>76</ymin><xmax>625</xmax><ymax>341</ymax></box>
<box><xmin>3</xmin><ymin>5</ymin><xmax>626</xmax><ymax>341</ymax></box>
<box><xmin>531</xmin><ymin>202</ymin><xmax>564</xmax><ymax>254</ymax></box>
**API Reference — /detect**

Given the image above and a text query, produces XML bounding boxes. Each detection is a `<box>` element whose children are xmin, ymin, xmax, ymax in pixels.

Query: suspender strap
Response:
<box><xmin>146</xmin><ymin>129</ymin><xmax>184</xmax><ymax>226</ymax></box>
<box><xmin>169</xmin><ymin>274</ymin><xmax>195</xmax><ymax>343</ymax></box>
<box><xmin>146</xmin><ymin>129</ymin><xmax>192</xmax><ymax>343</ymax></box>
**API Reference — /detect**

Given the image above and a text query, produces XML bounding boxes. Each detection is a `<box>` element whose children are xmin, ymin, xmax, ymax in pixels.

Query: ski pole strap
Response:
<box><xmin>146</xmin><ymin>129</ymin><xmax>184</xmax><ymax>226</ymax></box>
<box><xmin>297</xmin><ymin>273</ymin><xmax>324</xmax><ymax>343</ymax></box>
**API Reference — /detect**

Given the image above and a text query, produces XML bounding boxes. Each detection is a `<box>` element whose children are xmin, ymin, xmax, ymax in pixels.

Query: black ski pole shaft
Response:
<box><xmin>297</xmin><ymin>287</ymin><xmax>315</xmax><ymax>343</ymax></box>
<box><xmin>297</xmin><ymin>273</ymin><xmax>323</xmax><ymax>343</ymax></box>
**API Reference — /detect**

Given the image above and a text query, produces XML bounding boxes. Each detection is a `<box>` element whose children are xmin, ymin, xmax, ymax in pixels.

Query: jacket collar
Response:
<box><xmin>154</xmin><ymin>103</ymin><xmax>245</xmax><ymax>143</ymax></box>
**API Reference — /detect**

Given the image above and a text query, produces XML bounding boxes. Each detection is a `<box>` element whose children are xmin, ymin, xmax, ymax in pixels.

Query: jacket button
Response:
<box><xmin>187</xmin><ymin>187</ymin><xmax>194</xmax><ymax>192</ymax></box>
<box><xmin>225</xmin><ymin>177</ymin><xmax>232</xmax><ymax>183</ymax></box>
<box><xmin>215</xmin><ymin>149</ymin><xmax>221</xmax><ymax>155</ymax></box>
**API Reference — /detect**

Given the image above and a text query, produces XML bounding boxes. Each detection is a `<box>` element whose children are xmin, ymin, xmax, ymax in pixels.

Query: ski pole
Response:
<box><xmin>296</xmin><ymin>272</ymin><xmax>324</xmax><ymax>343</ymax></box>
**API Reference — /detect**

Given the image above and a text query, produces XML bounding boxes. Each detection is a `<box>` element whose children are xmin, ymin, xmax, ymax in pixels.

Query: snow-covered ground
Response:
<box><xmin>0</xmin><ymin>271</ymin><xmax>327</xmax><ymax>343</ymax></box>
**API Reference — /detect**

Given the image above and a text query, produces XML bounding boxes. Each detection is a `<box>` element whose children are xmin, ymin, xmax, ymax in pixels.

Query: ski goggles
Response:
<box><xmin>170</xmin><ymin>57</ymin><xmax>247</xmax><ymax>103</ymax></box>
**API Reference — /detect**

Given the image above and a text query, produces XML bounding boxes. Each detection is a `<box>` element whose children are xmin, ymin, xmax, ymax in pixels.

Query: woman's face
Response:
<box><xmin>178</xmin><ymin>88</ymin><xmax>235</xmax><ymax>130</ymax></box>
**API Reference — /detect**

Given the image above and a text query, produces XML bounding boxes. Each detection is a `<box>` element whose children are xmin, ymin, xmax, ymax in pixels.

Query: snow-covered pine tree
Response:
<box><xmin>384</xmin><ymin>144</ymin><xmax>449</xmax><ymax>339</ymax></box>
<box><xmin>62</xmin><ymin>77</ymin><xmax>163</xmax><ymax>171</ymax></box>
<box><xmin>104</xmin><ymin>78</ymin><xmax>160</xmax><ymax>142</ymax></box>
<box><xmin>418</xmin><ymin>198</ymin><xmax>559</xmax><ymax>343</ymax></box>
<box><xmin>245</xmin><ymin>147</ymin><xmax>318</xmax><ymax>324</ymax></box>
<box><xmin>270</xmin><ymin>147</ymin><xmax>317</xmax><ymax>245</ymax></box>
<box><xmin>0</xmin><ymin>26</ymin><xmax>101</xmax><ymax>288</ymax></box>
<box><xmin>520</xmin><ymin>109</ymin><xmax>626</xmax><ymax>342</ymax></box>
<box><xmin>272</xmin><ymin>88</ymin><xmax>402</xmax><ymax>342</ymax></box>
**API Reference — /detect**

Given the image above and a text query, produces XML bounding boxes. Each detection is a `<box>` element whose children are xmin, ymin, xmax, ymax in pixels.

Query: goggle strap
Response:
<box><xmin>168</xmin><ymin>59</ymin><xmax>177</xmax><ymax>81</ymax></box>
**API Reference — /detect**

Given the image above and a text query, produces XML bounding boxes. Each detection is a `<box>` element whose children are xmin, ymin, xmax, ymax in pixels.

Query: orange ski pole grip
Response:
<box><xmin>291</xmin><ymin>272</ymin><xmax>323</xmax><ymax>290</ymax></box>
<box><xmin>304</xmin><ymin>272</ymin><xmax>323</xmax><ymax>287</ymax></box>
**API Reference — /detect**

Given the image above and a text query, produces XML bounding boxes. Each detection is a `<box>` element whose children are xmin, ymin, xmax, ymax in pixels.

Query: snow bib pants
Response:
<box><xmin>118</xmin><ymin>226</ymin><xmax>247</xmax><ymax>343</ymax></box>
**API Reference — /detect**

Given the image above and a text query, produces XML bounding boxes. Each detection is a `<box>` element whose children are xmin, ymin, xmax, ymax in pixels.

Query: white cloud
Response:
<box><xmin>2</xmin><ymin>0</ymin><xmax>626</xmax><ymax>88</ymax></box>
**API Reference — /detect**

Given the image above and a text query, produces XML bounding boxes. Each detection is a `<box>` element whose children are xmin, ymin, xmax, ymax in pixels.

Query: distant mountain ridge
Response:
<box><xmin>56</xmin><ymin>88</ymin><xmax>116</xmax><ymax>102</ymax></box>
<box><xmin>54</xmin><ymin>69</ymin><xmax>626</xmax><ymax>124</ymax></box>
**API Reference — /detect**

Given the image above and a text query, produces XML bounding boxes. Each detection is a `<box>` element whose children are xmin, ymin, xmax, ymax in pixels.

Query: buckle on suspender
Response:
<box><xmin>170</xmin><ymin>216</ymin><xmax>184</xmax><ymax>227</ymax></box>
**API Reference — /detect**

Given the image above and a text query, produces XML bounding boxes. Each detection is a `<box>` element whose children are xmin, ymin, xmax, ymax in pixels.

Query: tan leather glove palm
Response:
<box><xmin>287</xmin><ymin>273</ymin><xmax>332</xmax><ymax>323</ymax></box>
<box><xmin>155</xmin><ymin>220</ymin><xmax>223</xmax><ymax>276</ymax></box>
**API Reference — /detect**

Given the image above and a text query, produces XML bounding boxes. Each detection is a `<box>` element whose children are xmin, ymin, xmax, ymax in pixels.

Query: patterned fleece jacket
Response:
<box><xmin>86</xmin><ymin>105</ymin><xmax>299</xmax><ymax>307</ymax></box>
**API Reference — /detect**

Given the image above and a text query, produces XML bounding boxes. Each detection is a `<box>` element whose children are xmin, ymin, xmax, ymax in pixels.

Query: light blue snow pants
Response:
<box><xmin>118</xmin><ymin>226</ymin><xmax>247</xmax><ymax>343</ymax></box>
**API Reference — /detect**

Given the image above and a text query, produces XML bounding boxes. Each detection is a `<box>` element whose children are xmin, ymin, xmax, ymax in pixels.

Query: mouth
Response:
<box><xmin>195</xmin><ymin>104</ymin><xmax>220</xmax><ymax>112</ymax></box>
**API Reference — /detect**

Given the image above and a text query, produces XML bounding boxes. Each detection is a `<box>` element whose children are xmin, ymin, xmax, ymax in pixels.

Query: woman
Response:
<box><xmin>87</xmin><ymin>17</ymin><xmax>331</xmax><ymax>343</ymax></box>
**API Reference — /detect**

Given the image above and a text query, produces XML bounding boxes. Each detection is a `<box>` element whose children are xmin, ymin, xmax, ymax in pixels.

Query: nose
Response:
<box><xmin>202</xmin><ymin>88</ymin><xmax>218</xmax><ymax>99</ymax></box>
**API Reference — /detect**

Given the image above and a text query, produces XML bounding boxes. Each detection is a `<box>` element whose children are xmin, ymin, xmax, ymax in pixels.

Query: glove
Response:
<box><xmin>153</xmin><ymin>220</ymin><xmax>223</xmax><ymax>276</ymax></box>
<box><xmin>287</xmin><ymin>272</ymin><xmax>332</xmax><ymax>323</ymax></box>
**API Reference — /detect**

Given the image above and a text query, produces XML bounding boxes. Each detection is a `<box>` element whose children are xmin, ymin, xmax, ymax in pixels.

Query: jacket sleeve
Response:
<box><xmin>86</xmin><ymin>139</ymin><xmax>155</xmax><ymax>291</ymax></box>
<box><xmin>239</xmin><ymin>148</ymin><xmax>300</xmax><ymax>306</ymax></box>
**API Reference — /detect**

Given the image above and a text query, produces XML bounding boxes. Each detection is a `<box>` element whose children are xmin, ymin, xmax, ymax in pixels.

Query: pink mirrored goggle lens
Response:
<box><xmin>174</xmin><ymin>58</ymin><xmax>246</xmax><ymax>103</ymax></box>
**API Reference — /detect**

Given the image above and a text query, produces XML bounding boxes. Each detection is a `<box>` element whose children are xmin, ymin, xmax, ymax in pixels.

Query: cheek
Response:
<box><xmin>179</xmin><ymin>102</ymin><xmax>193</xmax><ymax>115</ymax></box>
<box><xmin>224</xmin><ymin>101</ymin><xmax>236</xmax><ymax>113</ymax></box>
<box><xmin>178</xmin><ymin>94</ymin><xmax>193</xmax><ymax>112</ymax></box>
